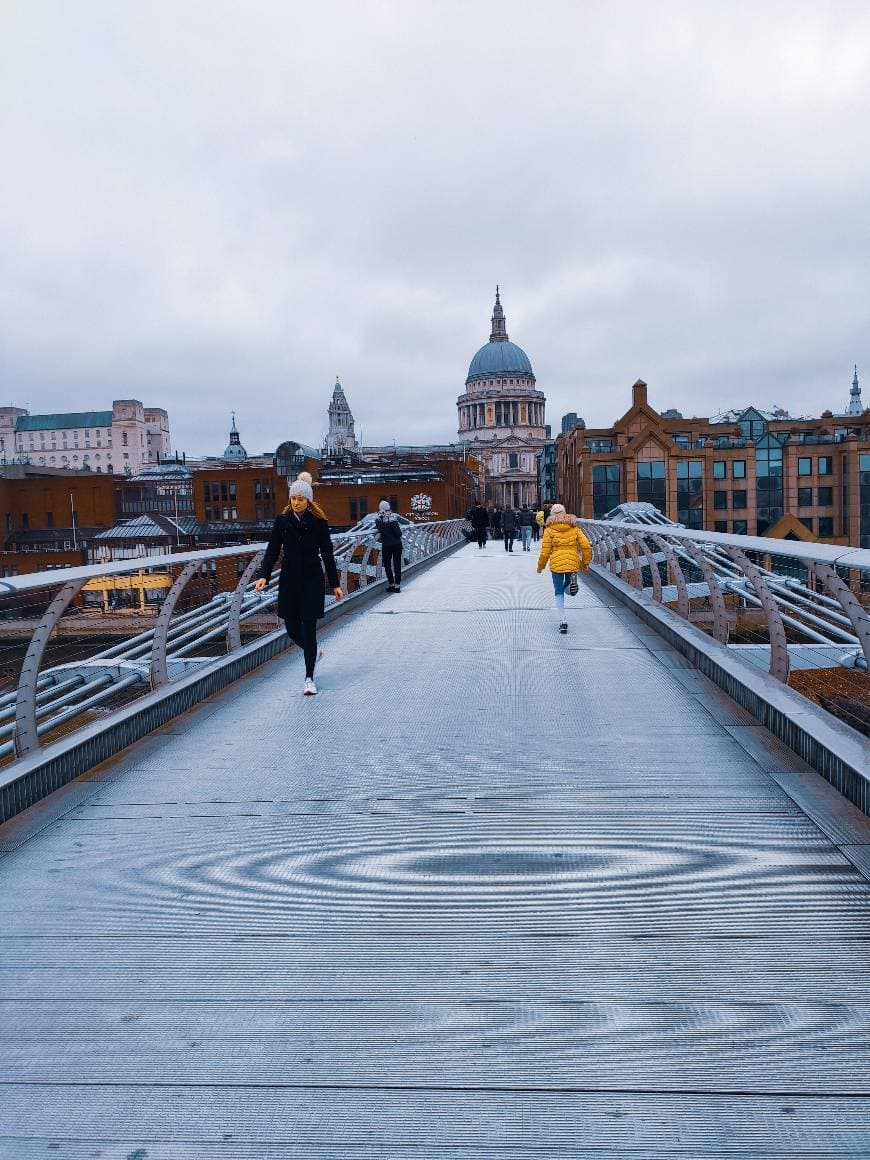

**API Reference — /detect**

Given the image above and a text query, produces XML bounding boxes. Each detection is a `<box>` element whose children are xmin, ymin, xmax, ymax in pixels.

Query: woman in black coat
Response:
<box><xmin>254</xmin><ymin>472</ymin><xmax>342</xmax><ymax>696</ymax></box>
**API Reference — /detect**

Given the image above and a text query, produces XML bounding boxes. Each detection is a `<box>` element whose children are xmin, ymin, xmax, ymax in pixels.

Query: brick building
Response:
<box><xmin>314</xmin><ymin>458</ymin><xmax>478</xmax><ymax>531</ymax></box>
<box><xmin>556</xmin><ymin>378</ymin><xmax>870</xmax><ymax>548</ymax></box>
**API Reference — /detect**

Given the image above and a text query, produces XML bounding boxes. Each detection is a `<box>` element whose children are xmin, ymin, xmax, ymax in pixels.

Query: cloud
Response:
<box><xmin>1</xmin><ymin>0</ymin><xmax>868</xmax><ymax>455</ymax></box>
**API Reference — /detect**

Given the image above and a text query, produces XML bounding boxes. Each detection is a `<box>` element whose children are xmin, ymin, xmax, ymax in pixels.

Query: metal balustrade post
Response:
<box><xmin>638</xmin><ymin>534</ymin><xmax>663</xmax><ymax>603</ymax></box>
<box><xmin>810</xmin><ymin>562</ymin><xmax>870</xmax><ymax>669</ymax></box>
<box><xmin>600</xmin><ymin>528</ymin><xmax>618</xmax><ymax>573</ymax></box>
<box><xmin>681</xmin><ymin>540</ymin><xmax>730</xmax><ymax>644</ymax></box>
<box><xmin>723</xmin><ymin>546</ymin><xmax>790</xmax><ymax>681</ymax></box>
<box><xmin>622</xmin><ymin>535</ymin><xmax>644</xmax><ymax>590</ymax></box>
<box><xmin>226</xmin><ymin>551</ymin><xmax>265</xmax><ymax>652</ymax></box>
<box><xmin>14</xmin><ymin>578</ymin><xmax>87</xmax><ymax>757</ymax></box>
<box><xmin>150</xmin><ymin>561</ymin><xmax>199</xmax><ymax>689</ymax></box>
<box><xmin>612</xmin><ymin>532</ymin><xmax>633</xmax><ymax>586</ymax></box>
<box><xmin>359</xmin><ymin>542</ymin><xmax>375</xmax><ymax>587</ymax></box>
<box><xmin>647</xmin><ymin>533</ymin><xmax>690</xmax><ymax>620</ymax></box>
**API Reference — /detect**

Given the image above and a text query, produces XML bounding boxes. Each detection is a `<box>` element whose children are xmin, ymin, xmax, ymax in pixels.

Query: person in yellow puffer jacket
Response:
<box><xmin>536</xmin><ymin>503</ymin><xmax>593</xmax><ymax>634</ymax></box>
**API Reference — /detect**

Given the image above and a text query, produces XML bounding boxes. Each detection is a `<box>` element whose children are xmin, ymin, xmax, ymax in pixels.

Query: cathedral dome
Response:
<box><xmin>465</xmin><ymin>288</ymin><xmax>535</xmax><ymax>384</ymax></box>
<box><xmin>467</xmin><ymin>339</ymin><xmax>534</xmax><ymax>381</ymax></box>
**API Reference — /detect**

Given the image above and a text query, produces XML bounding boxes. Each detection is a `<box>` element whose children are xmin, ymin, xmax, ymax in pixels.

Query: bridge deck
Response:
<box><xmin>2</xmin><ymin>545</ymin><xmax>870</xmax><ymax>1156</ymax></box>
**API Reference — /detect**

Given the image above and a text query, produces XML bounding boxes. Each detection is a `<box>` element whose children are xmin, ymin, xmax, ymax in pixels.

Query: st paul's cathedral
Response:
<box><xmin>457</xmin><ymin>290</ymin><xmax>548</xmax><ymax>508</ymax></box>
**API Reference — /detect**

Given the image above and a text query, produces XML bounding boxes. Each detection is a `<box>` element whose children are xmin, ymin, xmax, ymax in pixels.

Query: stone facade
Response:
<box><xmin>456</xmin><ymin>290</ymin><xmax>548</xmax><ymax>508</ymax></box>
<box><xmin>0</xmin><ymin>399</ymin><xmax>171</xmax><ymax>475</ymax></box>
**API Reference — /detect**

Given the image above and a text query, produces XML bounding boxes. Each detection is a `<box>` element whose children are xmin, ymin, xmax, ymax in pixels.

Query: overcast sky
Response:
<box><xmin>2</xmin><ymin>1</ymin><xmax>868</xmax><ymax>456</ymax></box>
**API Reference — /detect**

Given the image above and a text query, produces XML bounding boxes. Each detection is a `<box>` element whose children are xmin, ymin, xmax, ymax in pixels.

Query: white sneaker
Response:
<box><xmin>303</xmin><ymin>677</ymin><xmax>317</xmax><ymax>695</ymax></box>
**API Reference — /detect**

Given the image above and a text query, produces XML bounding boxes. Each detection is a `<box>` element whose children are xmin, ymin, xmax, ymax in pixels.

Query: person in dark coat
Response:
<box><xmin>468</xmin><ymin>502</ymin><xmax>490</xmax><ymax>549</ymax></box>
<box><xmin>376</xmin><ymin>499</ymin><xmax>403</xmax><ymax>592</ymax></box>
<box><xmin>254</xmin><ymin>472</ymin><xmax>342</xmax><ymax>696</ymax></box>
<box><xmin>490</xmin><ymin>505</ymin><xmax>503</xmax><ymax>539</ymax></box>
<box><xmin>518</xmin><ymin>505</ymin><xmax>535</xmax><ymax>551</ymax></box>
<box><xmin>502</xmin><ymin>506</ymin><xmax>517</xmax><ymax>552</ymax></box>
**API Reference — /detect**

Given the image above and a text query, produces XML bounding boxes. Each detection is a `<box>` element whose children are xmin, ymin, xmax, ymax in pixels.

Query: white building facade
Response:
<box><xmin>457</xmin><ymin>290</ymin><xmax>548</xmax><ymax>507</ymax></box>
<box><xmin>0</xmin><ymin>399</ymin><xmax>171</xmax><ymax>474</ymax></box>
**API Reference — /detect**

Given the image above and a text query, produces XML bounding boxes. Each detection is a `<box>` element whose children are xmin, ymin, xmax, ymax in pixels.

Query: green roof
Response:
<box><xmin>16</xmin><ymin>411</ymin><xmax>113</xmax><ymax>432</ymax></box>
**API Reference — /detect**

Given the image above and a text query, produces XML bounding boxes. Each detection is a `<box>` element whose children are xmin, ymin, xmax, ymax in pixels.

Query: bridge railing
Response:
<box><xmin>0</xmin><ymin>520</ymin><xmax>465</xmax><ymax>767</ymax></box>
<box><xmin>579</xmin><ymin>515</ymin><xmax>870</xmax><ymax>737</ymax></box>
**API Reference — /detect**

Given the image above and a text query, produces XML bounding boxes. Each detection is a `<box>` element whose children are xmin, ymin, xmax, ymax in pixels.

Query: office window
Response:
<box><xmin>818</xmin><ymin>456</ymin><xmax>832</xmax><ymax>476</ymax></box>
<box><xmin>637</xmin><ymin>460</ymin><xmax>667</xmax><ymax>515</ymax></box>
<box><xmin>732</xmin><ymin>460</ymin><xmax>746</xmax><ymax>479</ymax></box>
<box><xmin>800</xmin><ymin>517</ymin><xmax>814</xmax><ymax>532</ymax></box>
<box><xmin>713</xmin><ymin>461</ymin><xmax>726</xmax><ymax>479</ymax></box>
<box><xmin>798</xmin><ymin>487</ymin><xmax>813</xmax><ymax>508</ymax></box>
<box><xmin>359</xmin><ymin>497</ymin><xmax>368</xmax><ymax>517</ymax></box>
<box><xmin>21</xmin><ymin>513</ymin><xmax>29</xmax><ymax>529</ymax></box>
<box><xmin>817</xmin><ymin>486</ymin><xmax>833</xmax><ymax>507</ymax></box>
<box><xmin>676</xmin><ymin>460</ymin><xmax>703</xmax><ymax>527</ymax></box>
<box><xmin>732</xmin><ymin>490</ymin><xmax>747</xmax><ymax>510</ymax></box>
<box><xmin>592</xmin><ymin>464</ymin><xmax>620</xmax><ymax>517</ymax></box>
<box><xmin>46</xmin><ymin>512</ymin><xmax>54</xmax><ymax>528</ymax></box>
<box><xmin>755</xmin><ymin>436</ymin><xmax>784</xmax><ymax>534</ymax></box>
<box><xmin>714</xmin><ymin>520</ymin><xmax>727</xmax><ymax>533</ymax></box>
<box><xmin>798</xmin><ymin>457</ymin><xmax>812</xmax><ymax>476</ymax></box>
<box><xmin>349</xmin><ymin>498</ymin><xmax>357</xmax><ymax>522</ymax></box>
<box><xmin>713</xmin><ymin>490</ymin><xmax>728</xmax><ymax>510</ymax></box>
<box><xmin>733</xmin><ymin>520</ymin><xmax>748</xmax><ymax>535</ymax></box>
<box><xmin>818</xmin><ymin>516</ymin><xmax>834</xmax><ymax>537</ymax></box>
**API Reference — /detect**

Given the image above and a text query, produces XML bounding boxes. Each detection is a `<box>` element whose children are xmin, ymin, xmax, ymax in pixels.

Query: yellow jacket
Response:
<box><xmin>537</xmin><ymin>514</ymin><xmax>593</xmax><ymax>574</ymax></box>
<box><xmin>535</xmin><ymin>509</ymin><xmax>545</xmax><ymax>527</ymax></box>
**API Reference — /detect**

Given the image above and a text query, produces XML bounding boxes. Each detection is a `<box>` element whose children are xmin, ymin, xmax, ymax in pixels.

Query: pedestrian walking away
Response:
<box><xmin>255</xmin><ymin>472</ymin><xmax>343</xmax><ymax>695</ymax></box>
<box><xmin>536</xmin><ymin>502</ymin><xmax>593</xmax><ymax>634</ymax></box>
<box><xmin>376</xmin><ymin>499</ymin><xmax>403</xmax><ymax>592</ymax></box>
<box><xmin>518</xmin><ymin>505</ymin><xmax>535</xmax><ymax>551</ymax></box>
<box><xmin>534</xmin><ymin>507</ymin><xmax>545</xmax><ymax>542</ymax></box>
<box><xmin>502</xmin><ymin>505</ymin><xmax>517</xmax><ymax>551</ymax></box>
<box><xmin>491</xmin><ymin>505</ymin><xmax>503</xmax><ymax>539</ymax></box>
<box><xmin>468</xmin><ymin>501</ymin><xmax>490</xmax><ymax>549</ymax></box>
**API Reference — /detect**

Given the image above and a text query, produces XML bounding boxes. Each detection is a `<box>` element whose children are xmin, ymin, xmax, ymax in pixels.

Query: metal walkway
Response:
<box><xmin>2</xmin><ymin>544</ymin><xmax>870</xmax><ymax>1156</ymax></box>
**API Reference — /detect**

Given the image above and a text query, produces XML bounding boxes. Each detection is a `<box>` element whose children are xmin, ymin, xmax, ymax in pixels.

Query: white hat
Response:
<box><xmin>378</xmin><ymin>500</ymin><xmax>391</xmax><ymax>513</ymax></box>
<box><xmin>550</xmin><ymin>503</ymin><xmax>566</xmax><ymax>515</ymax></box>
<box><xmin>288</xmin><ymin>471</ymin><xmax>314</xmax><ymax>501</ymax></box>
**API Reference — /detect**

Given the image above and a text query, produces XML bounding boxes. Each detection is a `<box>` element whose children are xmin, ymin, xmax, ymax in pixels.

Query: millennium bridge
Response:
<box><xmin>0</xmin><ymin>512</ymin><xmax>869</xmax><ymax>1157</ymax></box>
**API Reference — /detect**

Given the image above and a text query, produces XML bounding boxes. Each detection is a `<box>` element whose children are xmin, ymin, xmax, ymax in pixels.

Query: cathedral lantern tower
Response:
<box><xmin>457</xmin><ymin>289</ymin><xmax>548</xmax><ymax>507</ymax></box>
<box><xmin>846</xmin><ymin>365</ymin><xmax>863</xmax><ymax>417</ymax></box>
<box><xmin>324</xmin><ymin>377</ymin><xmax>358</xmax><ymax>456</ymax></box>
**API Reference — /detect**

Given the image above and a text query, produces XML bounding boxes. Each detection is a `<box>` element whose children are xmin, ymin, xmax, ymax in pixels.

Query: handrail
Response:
<box><xmin>0</xmin><ymin>520</ymin><xmax>467</xmax><ymax>764</ymax></box>
<box><xmin>578</xmin><ymin>514</ymin><xmax>870</xmax><ymax>687</ymax></box>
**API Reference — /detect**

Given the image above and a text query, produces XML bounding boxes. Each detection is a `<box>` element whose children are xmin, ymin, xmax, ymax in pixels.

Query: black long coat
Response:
<box><xmin>259</xmin><ymin>510</ymin><xmax>340</xmax><ymax>623</ymax></box>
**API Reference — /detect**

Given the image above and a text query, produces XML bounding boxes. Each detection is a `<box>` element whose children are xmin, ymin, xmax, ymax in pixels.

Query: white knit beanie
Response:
<box><xmin>288</xmin><ymin>471</ymin><xmax>314</xmax><ymax>501</ymax></box>
<box><xmin>378</xmin><ymin>500</ymin><xmax>391</xmax><ymax>513</ymax></box>
<box><xmin>550</xmin><ymin>503</ymin><xmax>566</xmax><ymax>516</ymax></box>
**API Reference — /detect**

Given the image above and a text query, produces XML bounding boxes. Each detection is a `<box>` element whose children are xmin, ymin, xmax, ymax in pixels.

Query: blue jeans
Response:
<box><xmin>550</xmin><ymin>570</ymin><xmax>572</xmax><ymax>618</ymax></box>
<box><xmin>520</xmin><ymin>526</ymin><xmax>533</xmax><ymax>550</ymax></box>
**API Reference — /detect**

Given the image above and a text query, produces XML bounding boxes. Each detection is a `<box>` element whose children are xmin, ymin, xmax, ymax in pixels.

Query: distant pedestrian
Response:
<box><xmin>468</xmin><ymin>501</ymin><xmax>490</xmax><ymax>549</ymax></box>
<box><xmin>491</xmin><ymin>505</ymin><xmax>503</xmax><ymax>539</ymax></box>
<box><xmin>536</xmin><ymin>503</ymin><xmax>593</xmax><ymax>635</ymax></box>
<box><xmin>534</xmin><ymin>507</ymin><xmax>545</xmax><ymax>541</ymax></box>
<box><xmin>518</xmin><ymin>505</ymin><xmax>535</xmax><ymax>551</ymax></box>
<box><xmin>376</xmin><ymin>500</ymin><xmax>403</xmax><ymax>592</ymax></box>
<box><xmin>255</xmin><ymin>472</ymin><xmax>342</xmax><ymax>695</ymax></box>
<box><xmin>502</xmin><ymin>506</ymin><xmax>517</xmax><ymax>552</ymax></box>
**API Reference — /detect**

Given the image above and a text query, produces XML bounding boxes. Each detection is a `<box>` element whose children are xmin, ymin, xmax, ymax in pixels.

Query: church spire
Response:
<box><xmin>490</xmin><ymin>285</ymin><xmax>509</xmax><ymax>342</ymax></box>
<box><xmin>847</xmin><ymin>364</ymin><xmax>863</xmax><ymax>416</ymax></box>
<box><xmin>223</xmin><ymin>410</ymin><xmax>248</xmax><ymax>460</ymax></box>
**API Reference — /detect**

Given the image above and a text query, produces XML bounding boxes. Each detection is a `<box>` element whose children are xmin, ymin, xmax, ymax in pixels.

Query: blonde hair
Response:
<box><xmin>282</xmin><ymin>495</ymin><xmax>328</xmax><ymax>521</ymax></box>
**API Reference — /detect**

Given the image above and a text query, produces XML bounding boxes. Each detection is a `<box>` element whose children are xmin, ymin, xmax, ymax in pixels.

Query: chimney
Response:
<box><xmin>632</xmin><ymin>379</ymin><xmax>648</xmax><ymax>408</ymax></box>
